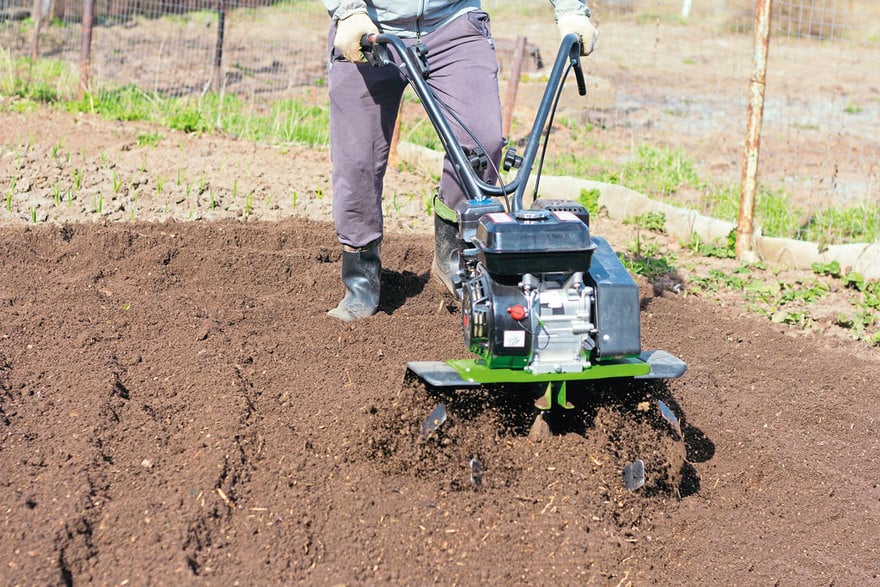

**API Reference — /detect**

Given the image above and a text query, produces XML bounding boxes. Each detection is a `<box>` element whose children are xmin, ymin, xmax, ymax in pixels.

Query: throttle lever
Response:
<box><xmin>360</xmin><ymin>33</ymin><xmax>390</xmax><ymax>66</ymax></box>
<box><xmin>408</xmin><ymin>43</ymin><xmax>430</xmax><ymax>79</ymax></box>
<box><xmin>570</xmin><ymin>41</ymin><xmax>587</xmax><ymax>96</ymax></box>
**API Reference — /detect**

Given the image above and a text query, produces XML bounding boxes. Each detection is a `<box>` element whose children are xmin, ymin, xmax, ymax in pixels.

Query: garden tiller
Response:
<box><xmin>361</xmin><ymin>32</ymin><xmax>686</xmax><ymax>415</ymax></box>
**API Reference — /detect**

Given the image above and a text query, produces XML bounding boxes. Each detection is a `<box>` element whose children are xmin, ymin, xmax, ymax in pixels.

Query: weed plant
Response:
<box><xmin>689</xmin><ymin>260</ymin><xmax>880</xmax><ymax>345</ymax></box>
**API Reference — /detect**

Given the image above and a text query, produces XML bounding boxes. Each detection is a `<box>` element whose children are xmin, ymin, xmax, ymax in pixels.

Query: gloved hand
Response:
<box><xmin>334</xmin><ymin>11</ymin><xmax>379</xmax><ymax>63</ymax></box>
<box><xmin>557</xmin><ymin>14</ymin><xmax>599</xmax><ymax>56</ymax></box>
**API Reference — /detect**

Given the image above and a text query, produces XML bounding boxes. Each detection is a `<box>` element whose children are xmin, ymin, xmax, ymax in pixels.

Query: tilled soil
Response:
<box><xmin>1</xmin><ymin>108</ymin><xmax>879</xmax><ymax>584</ymax></box>
<box><xmin>1</xmin><ymin>218</ymin><xmax>878</xmax><ymax>585</ymax></box>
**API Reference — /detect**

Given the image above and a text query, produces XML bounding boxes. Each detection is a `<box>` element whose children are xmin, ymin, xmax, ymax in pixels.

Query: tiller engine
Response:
<box><xmin>361</xmin><ymin>32</ymin><xmax>686</xmax><ymax>414</ymax></box>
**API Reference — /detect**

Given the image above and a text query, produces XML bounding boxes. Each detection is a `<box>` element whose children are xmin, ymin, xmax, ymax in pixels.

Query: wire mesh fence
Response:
<box><xmin>2</xmin><ymin>0</ymin><xmax>878</xmax><ymax>225</ymax></box>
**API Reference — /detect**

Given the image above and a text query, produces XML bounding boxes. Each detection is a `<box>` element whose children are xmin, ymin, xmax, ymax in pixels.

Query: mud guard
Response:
<box><xmin>407</xmin><ymin>350</ymin><xmax>686</xmax><ymax>389</ymax></box>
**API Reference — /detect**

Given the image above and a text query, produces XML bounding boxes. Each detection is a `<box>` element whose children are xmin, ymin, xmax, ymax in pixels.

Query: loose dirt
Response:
<box><xmin>1</xmin><ymin>107</ymin><xmax>878</xmax><ymax>584</ymax></box>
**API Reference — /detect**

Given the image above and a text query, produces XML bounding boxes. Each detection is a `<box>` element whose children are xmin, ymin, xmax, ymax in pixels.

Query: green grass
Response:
<box><xmin>5</xmin><ymin>177</ymin><xmax>14</xmax><ymax>211</ymax></box>
<box><xmin>136</xmin><ymin>131</ymin><xmax>162</xmax><ymax>147</ymax></box>
<box><xmin>402</xmin><ymin>118</ymin><xmax>442</xmax><ymax>151</ymax></box>
<box><xmin>799</xmin><ymin>204</ymin><xmax>880</xmax><ymax>244</ymax></box>
<box><xmin>65</xmin><ymin>87</ymin><xmax>330</xmax><ymax>146</ymax></box>
<box><xmin>0</xmin><ymin>55</ymin><xmax>331</xmax><ymax>147</ymax></box>
<box><xmin>0</xmin><ymin>51</ymin><xmax>76</xmax><ymax>103</ymax></box>
<box><xmin>550</xmin><ymin>142</ymin><xmax>880</xmax><ymax>245</ymax></box>
<box><xmin>544</xmin><ymin>144</ymin><xmax>701</xmax><ymax>199</ymax></box>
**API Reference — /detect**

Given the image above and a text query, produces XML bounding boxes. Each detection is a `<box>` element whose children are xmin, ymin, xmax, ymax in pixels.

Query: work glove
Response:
<box><xmin>557</xmin><ymin>13</ymin><xmax>599</xmax><ymax>56</ymax></box>
<box><xmin>334</xmin><ymin>11</ymin><xmax>378</xmax><ymax>63</ymax></box>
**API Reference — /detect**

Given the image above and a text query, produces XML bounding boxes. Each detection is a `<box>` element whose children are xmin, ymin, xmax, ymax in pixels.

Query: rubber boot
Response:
<box><xmin>430</xmin><ymin>195</ymin><xmax>463</xmax><ymax>300</ymax></box>
<box><xmin>327</xmin><ymin>238</ymin><xmax>382</xmax><ymax>322</ymax></box>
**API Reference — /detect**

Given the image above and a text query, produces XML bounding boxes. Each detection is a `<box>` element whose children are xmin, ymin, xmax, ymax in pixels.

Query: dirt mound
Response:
<box><xmin>369</xmin><ymin>373</ymin><xmax>686</xmax><ymax>496</ymax></box>
<box><xmin>1</xmin><ymin>218</ymin><xmax>878</xmax><ymax>584</ymax></box>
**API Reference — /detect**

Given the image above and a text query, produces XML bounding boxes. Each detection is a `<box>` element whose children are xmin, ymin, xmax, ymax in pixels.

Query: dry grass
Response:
<box><xmin>587</xmin><ymin>0</ymin><xmax>879</xmax><ymax>43</ymax></box>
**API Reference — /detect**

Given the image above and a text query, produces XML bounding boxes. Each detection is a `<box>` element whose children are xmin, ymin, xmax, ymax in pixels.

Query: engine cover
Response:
<box><xmin>472</xmin><ymin>208</ymin><xmax>596</xmax><ymax>275</ymax></box>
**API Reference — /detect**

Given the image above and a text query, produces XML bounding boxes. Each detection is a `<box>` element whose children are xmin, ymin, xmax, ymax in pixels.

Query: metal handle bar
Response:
<box><xmin>361</xmin><ymin>32</ymin><xmax>586</xmax><ymax>211</ymax></box>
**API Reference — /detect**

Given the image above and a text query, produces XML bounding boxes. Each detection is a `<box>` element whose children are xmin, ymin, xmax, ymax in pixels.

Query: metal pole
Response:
<box><xmin>736</xmin><ymin>0</ymin><xmax>772</xmax><ymax>260</ymax></box>
<box><xmin>502</xmin><ymin>36</ymin><xmax>527</xmax><ymax>140</ymax></box>
<box><xmin>681</xmin><ymin>0</ymin><xmax>693</xmax><ymax>20</ymax></box>
<box><xmin>79</xmin><ymin>0</ymin><xmax>95</xmax><ymax>99</ymax></box>
<box><xmin>213</xmin><ymin>0</ymin><xmax>227</xmax><ymax>91</ymax></box>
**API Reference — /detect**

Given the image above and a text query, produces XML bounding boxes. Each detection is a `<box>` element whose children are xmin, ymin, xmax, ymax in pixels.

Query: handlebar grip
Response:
<box><xmin>360</xmin><ymin>33</ymin><xmax>377</xmax><ymax>49</ymax></box>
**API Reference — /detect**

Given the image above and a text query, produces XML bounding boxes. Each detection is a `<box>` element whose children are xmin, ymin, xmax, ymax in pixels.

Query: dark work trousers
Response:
<box><xmin>327</xmin><ymin>11</ymin><xmax>504</xmax><ymax>248</ymax></box>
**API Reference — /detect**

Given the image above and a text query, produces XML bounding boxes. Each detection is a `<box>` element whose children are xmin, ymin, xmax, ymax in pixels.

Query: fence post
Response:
<box><xmin>79</xmin><ymin>0</ymin><xmax>95</xmax><ymax>99</ymax></box>
<box><xmin>681</xmin><ymin>0</ymin><xmax>693</xmax><ymax>19</ymax></box>
<box><xmin>502</xmin><ymin>36</ymin><xmax>527</xmax><ymax>140</ymax></box>
<box><xmin>213</xmin><ymin>0</ymin><xmax>227</xmax><ymax>91</ymax></box>
<box><xmin>30</xmin><ymin>0</ymin><xmax>43</xmax><ymax>59</ymax></box>
<box><xmin>388</xmin><ymin>99</ymin><xmax>405</xmax><ymax>167</ymax></box>
<box><xmin>736</xmin><ymin>0</ymin><xmax>773</xmax><ymax>260</ymax></box>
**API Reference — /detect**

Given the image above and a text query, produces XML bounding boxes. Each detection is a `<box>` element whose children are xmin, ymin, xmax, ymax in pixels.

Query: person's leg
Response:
<box><xmin>422</xmin><ymin>11</ymin><xmax>505</xmax><ymax>210</ymax></box>
<box><xmin>326</xmin><ymin>31</ymin><xmax>407</xmax><ymax>319</ymax></box>
<box><xmin>328</xmin><ymin>34</ymin><xmax>408</xmax><ymax>248</ymax></box>
<box><xmin>420</xmin><ymin>12</ymin><xmax>505</xmax><ymax>297</ymax></box>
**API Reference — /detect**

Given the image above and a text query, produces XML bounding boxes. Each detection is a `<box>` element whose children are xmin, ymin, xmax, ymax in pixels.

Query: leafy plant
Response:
<box><xmin>684</xmin><ymin>231</ymin><xmax>736</xmax><ymax>259</ymax></box>
<box><xmin>578</xmin><ymin>188</ymin><xmax>600</xmax><ymax>215</ymax></box>
<box><xmin>618</xmin><ymin>250</ymin><xmax>676</xmax><ymax>280</ymax></box>
<box><xmin>624</xmin><ymin>211</ymin><xmax>667</xmax><ymax>233</ymax></box>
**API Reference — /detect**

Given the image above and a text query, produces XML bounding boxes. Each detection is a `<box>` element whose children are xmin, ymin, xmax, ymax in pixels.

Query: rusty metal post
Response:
<box><xmin>736</xmin><ymin>0</ymin><xmax>773</xmax><ymax>259</ymax></box>
<box><xmin>213</xmin><ymin>0</ymin><xmax>227</xmax><ymax>91</ymax></box>
<box><xmin>78</xmin><ymin>0</ymin><xmax>95</xmax><ymax>99</ymax></box>
<box><xmin>502</xmin><ymin>36</ymin><xmax>527</xmax><ymax>140</ymax></box>
<box><xmin>387</xmin><ymin>98</ymin><xmax>405</xmax><ymax>167</ymax></box>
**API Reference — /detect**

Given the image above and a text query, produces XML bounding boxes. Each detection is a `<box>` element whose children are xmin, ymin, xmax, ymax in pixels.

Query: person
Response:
<box><xmin>321</xmin><ymin>0</ymin><xmax>598</xmax><ymax>321</ymax></box>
